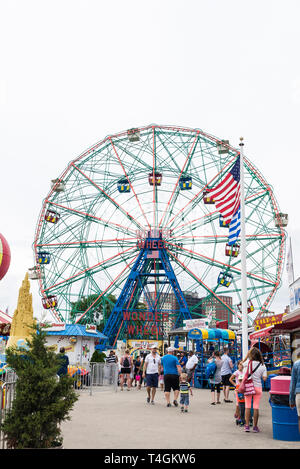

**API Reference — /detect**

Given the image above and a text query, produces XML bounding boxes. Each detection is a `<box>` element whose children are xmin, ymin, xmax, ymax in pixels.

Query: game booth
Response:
<box><xmin>168</xmin><ymin>327</ymin><xmax>238</xmax><ymax>388</ymax></box>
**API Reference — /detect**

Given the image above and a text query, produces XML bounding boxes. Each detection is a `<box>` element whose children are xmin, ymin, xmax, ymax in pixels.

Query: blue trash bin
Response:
<box><xmin>271</xmin><ymin>403</ymin><xmax>300</xmax><ymax>441</ymax></box>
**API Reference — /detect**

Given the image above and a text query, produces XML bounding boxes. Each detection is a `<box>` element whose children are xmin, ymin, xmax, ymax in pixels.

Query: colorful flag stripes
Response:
<box><xmin>228</xmin><ymin>206</ymin><xmax>241</xmax><ymax>245</ymax></box>
<box><xmin>208</xmin><ymin>157</ymin><xmax>240</xmax><ymax>225</ymax></box>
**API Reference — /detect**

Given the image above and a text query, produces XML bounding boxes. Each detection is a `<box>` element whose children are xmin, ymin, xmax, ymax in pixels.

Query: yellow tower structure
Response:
<box><xmin>6</xmin><ymin>273</ymin><xmax>35</xmax><ymax>349</ymax></box>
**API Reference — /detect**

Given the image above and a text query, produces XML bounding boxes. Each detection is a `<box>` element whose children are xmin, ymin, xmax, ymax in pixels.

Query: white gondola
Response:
<box><xmin>217</xmin><ymin>140</ymin><xmax>229</xmax><ymax>154</ymax></box>
<box><xmin>274</xmin><ymin>213</ymin><xmax>288</xmax><ymax>227</ymax></box>
<box><xmin>51</xmin><ymin>179</ymin><xmax>65</xmax><ymax>192</ymax></box>
<box><xmin>127</xmin><ymin>128</ymin><xmax>140</xmax><ymax>142</ymax></box>
<box><xmin>28</xmin><ymin>266</ymin><xmax>42</xmax><ymax>280</ymax></box>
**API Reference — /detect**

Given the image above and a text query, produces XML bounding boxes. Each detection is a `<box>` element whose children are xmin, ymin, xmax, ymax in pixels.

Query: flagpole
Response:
<box><xmin>239</xmin><ymin>137</ymin><xmax>248</xmax><ymax>359</ymax></box>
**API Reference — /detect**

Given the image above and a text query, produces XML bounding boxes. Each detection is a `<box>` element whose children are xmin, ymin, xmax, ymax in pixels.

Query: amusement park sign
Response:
<box><xmin>253</xmin><ymin>313</ymin><xmax>284</xmax><ymax>331</ymax></box>
<box><xmin>123</xmin><ymin>310</ymin><xmax>169</xmax><ymax>337</ymax></box>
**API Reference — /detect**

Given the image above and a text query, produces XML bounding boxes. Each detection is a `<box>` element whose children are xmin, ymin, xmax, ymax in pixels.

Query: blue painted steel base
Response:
<box><xmin>103</xmin><ymin>234</ymin><xmax>192</xmax><ymax>346</ymax></box>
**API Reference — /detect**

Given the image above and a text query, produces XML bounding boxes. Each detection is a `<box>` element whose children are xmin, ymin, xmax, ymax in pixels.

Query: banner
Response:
<box><xmin>289</xmin><ymin>278</ymin><xmax>300</xmax><ymax>313</ymax></box>
<box><xmin>253</xmin><ymin>313</ymin><xmax>284</xmax><ymax>331</ymax></box>
<box><xmin>249</xmin><ymin>325</ymin><xmax>274</xmax><ymax>341</ymax></box>
<box><xmin>286</xmin><ymin>238</ymin><xmax>295</xmax><ymax>286</ymax></box>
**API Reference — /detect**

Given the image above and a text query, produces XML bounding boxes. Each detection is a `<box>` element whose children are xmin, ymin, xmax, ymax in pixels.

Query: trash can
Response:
<box><xmin>269</xmin><ymin>376</ymin><xmax>300</xmax><ymax>442</ymax></box>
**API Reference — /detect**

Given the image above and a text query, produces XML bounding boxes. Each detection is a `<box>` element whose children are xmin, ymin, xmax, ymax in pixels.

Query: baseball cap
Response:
<box><xmin>167</xmin><ymin>347</ymin><xmax>174</xmax><ymax>352</ymax></box>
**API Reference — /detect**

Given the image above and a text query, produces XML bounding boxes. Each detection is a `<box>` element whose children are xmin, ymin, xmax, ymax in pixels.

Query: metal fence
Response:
<box><xmin>68</xmin><ymin>362</ymin><xmax>119</xmax><ymax>393</ymax></box>
<box><xmin>0</xmin><ymin>370</ymin><xmax>17</xmax><ymax>449</ymax></box>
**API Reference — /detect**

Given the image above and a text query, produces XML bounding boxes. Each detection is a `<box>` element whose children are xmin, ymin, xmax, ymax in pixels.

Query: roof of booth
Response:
<box><xmin>169</xmin><ymin>327</ymin><xmax>236</xmax><ymax>340</ymax></box>
<box><xmin>45</xmin><ymin>324</ymin><xmax>108</xmax><ymax>339</ymax></box>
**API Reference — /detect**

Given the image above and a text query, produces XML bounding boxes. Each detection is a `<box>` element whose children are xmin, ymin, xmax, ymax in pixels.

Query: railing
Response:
<box><xmin>0</xmin><ymin>370</ymin><xmax>17</xmax><ymax>449</ymax></box>
<box><xmin>69</xmin><ymin>363</ymin><xmax>119</xmax><ymax>394</ymax></box>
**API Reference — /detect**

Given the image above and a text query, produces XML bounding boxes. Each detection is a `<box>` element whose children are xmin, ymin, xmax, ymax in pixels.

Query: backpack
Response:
<box><xmin>205</xmin><ymin>360</ymin><xmax>217</xmax><ymax>379</ymax></box>
<box><xmin>122</xmin><ymin>356</ymin><xmax>131</xmax><ymax>368</ymax></box>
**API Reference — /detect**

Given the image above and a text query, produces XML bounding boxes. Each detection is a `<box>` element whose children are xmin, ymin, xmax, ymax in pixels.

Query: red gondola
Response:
<box><xmin>148</xmin><ymin>172</ymin><xmax>162</xmax><ymax>186</ymax></box>
<box><xmin>45</xmin><ymin>209</ymin><xmax>60</xmax><ymax>224</ymax></box>
<box><xmin>225</xmin><ymin>243</ymin><xmax>240</xmax><ymax>257</ymax></box>
<box><xmin>42</xmin><ymin>295</ymin><xmax>58</xmax><ymax>309</ymax></box>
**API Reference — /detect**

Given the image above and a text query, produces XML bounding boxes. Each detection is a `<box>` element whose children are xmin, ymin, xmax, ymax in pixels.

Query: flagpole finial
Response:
<box><xmin>239</xmin><ymin>137</ymin><xmax>244</xmax><ymax>146</ymax></box>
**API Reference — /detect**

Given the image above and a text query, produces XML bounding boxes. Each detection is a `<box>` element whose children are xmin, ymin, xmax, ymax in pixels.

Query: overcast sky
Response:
<box><xmin>1</xmin><ymin>0</ymin><xmax>299</xmax><ymax>321</ymax></box>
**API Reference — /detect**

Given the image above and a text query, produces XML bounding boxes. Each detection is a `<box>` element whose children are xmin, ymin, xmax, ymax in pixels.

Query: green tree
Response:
<box><xmin>1</xmin><ymin>325</ymin><xmax>78</xmax><ymax>449</ymax></box>
<box><xmin>70</xmin><ymin>293</ymin><xmax>117</xmax><ymax>330</ymax></box>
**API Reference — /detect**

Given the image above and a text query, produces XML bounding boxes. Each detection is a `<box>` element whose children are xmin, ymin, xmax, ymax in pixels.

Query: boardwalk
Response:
<box><xmin>61</xmin><ymin>387</ymin><xmax>300</xmax><ymax>449</ymax></box>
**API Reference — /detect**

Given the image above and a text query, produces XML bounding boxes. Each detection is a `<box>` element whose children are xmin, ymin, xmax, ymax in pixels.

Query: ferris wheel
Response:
<box><xmin>32</xmin><ymin>124</ymin><xmax>286</xmax><ymax>338</ymax></box>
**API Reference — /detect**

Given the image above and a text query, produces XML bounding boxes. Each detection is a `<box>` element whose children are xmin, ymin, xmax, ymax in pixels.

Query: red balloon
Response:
<box><xmin>0</xmin><ymin>233</ymin><xmax>11</xmax><ymax>280</ymax></box>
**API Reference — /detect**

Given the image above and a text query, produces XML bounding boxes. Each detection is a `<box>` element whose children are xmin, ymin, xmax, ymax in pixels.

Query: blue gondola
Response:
<box><xmin>217</xmin><ymin>272</ymin><xmax>233</xmax><ymax>287</ymax></box>
<box><xmin>179</xmin><ymin>176</ymin><xmax>192</xmax><ymax>190</ymax></box>
<box><xmin>117</xmin><ymin>178</ymin><xmax>130</xmax><ymax>193</ymax></box>
<box><xmin>37</xmin><ymin>252</ymin><xmax>51</xmax><ymax>265</ymax></box>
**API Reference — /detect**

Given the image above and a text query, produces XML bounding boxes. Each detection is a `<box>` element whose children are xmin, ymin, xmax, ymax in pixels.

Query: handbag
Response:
<box><xmin>239</xmin><ymin>361</ymin><xmax>260</xmax><ymax>396</ymax></box>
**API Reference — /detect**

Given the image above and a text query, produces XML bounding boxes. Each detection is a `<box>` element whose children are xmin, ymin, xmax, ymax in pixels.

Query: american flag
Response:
<box><xmin>228</xmin><ymin>206</ymin><xmax>241</xmax><ymax>245</ymax></box>
<box><xmin>208</xmin><ymin>157</ymin><xmax>240</xmax><ymax>225</ymax></box>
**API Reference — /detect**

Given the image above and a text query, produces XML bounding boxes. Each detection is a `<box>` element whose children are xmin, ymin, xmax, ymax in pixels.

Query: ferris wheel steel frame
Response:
<box><xmin>33</xmin><ymin>124</ymin><xmax>286</xmax><ymax>341</ymax></box>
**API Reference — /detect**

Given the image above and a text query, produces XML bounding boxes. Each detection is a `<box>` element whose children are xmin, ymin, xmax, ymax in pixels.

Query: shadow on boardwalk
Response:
<box><xmin>61</xmin><ymin>387</ymin><xmax>300</xmax><ymax>450</ymax></box>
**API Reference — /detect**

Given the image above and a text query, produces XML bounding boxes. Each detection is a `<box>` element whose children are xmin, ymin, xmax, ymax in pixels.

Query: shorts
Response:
<box><xmin>187</xmin><ymin>369</ymin><xmax>194</xmax><ymax>380</ymax></box>
<box><xmin>222</xmin><ymin>374</ymin><xmax>231</xmax><ymax>386</ymax></box>
<box><xmin>120</xmin><ymin>367</ymin><xmax>131</xmax><ymax>375</ymax></box>
<box><xmin>146</xmin><ymin>373</ymin><xmax>158</xmax><ymax>388</ymax></box>
<box><xmin>244</xmin><ymin>386</ymin><xmax>263</xmax><ymax>410</ymax></box>
<box><xmin>210</xmin><ymin>382</ymin><xmax>221</xmax><ymax>393</ymax></box>
<box><xmin>180</xmin><ymin>394</ymin><xmax>190</xmax><ymax>406</ymax></box>
<box><xmin>296</xmin><ymin>394</ymin><xmax>300</xmax><ymax>417</ymax></box>
<box><xmin>164</xmin><ymin>374</ymin><xmax>180</xmax><ymax>392</ymax></box>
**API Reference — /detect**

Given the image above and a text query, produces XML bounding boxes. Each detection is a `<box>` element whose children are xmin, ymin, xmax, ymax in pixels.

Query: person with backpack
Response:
<box><xmin>207</xmin><ymin>351</ymin><xmax>223</xmax><ymax>405</ymax></box>
<box><xmin>119</xmin><ymin>350</ymin><xmax>133</xmax><ymax>391</ymax></box>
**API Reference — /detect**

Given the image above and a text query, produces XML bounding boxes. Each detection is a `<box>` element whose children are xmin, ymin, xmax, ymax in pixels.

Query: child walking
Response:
<box><xmin>229</xmin><ymin>360</ymin><xmax>244</xmax><ymax>422</ymax></box>
<box><xmin>179</xmin><ymin>373</ymin><xmax>193</xmax><ymax>413</ymax></box>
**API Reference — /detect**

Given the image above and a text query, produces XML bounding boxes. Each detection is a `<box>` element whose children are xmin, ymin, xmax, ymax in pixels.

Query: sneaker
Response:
<box><xmin>244</xmin><ymin>426</ymin><xmax>250</xmax><ymax>432</ymax></box>
<box><xmin>211</xmin><ymin>402</ymin><xmax>216</xmax><ymax>405</ymax></box>
<box><xmin>173</xmin><ymin>400</ymin><xmax>178</xmax><ymax>407</ymax></box>
<box><xmin>147</xmin><ymin>397</ymin><xmax>150</xmax><ymax>403</ymax></box>
<box><xmin>253</xmin><ymin>426</ymin><xmax>260</xmax><ymax>433</ymax></box>
<box><xmin>151</xmin><ymin>401</ymin><xmax>155</xmax><ymax>405</ymax></box>
<box><xmin>181</xmin><ymin>407</ymin><xmax>184</xmax><ymax>413</ymax></box>
<box><xmin>184</xmin><ymin>409</ymin><xmax>188</xmax><ymax>413</ymax></box>
<box><xmin>167</xmin><ymin>403</ymin><xmax>172</xmax><ymax>407</ymax></box>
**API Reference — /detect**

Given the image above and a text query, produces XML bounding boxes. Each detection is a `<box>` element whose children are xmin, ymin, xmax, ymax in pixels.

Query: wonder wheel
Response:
<box><xmin>32</xmin><ymin>125</ymin><xmax>286</xmax><ymax>342</ymax></box>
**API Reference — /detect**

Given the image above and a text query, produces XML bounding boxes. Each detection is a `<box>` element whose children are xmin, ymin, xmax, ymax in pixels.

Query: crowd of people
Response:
<box><xmin>104</xmin><ymin>345</ymin><xmax>300</xmax><ymax>434</ymax></box>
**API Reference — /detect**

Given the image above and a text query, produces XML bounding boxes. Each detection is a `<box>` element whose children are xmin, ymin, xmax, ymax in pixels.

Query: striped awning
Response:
<box><xmin>187</xmin><ymin>328</ymin><xmax>236</xmax><ymax>341</ymax></box>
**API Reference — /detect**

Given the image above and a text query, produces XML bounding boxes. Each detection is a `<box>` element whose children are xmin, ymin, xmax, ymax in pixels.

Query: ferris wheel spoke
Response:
<box><xmin>230</xmin><ymin>237</ymin><xmax>281</xmax><ymax>283</ymax></box>
<box><xmin>36</xmin><ymin>237</ymin><xmax>137</xmax><ymax>249</ymax></box>
<box><xmin>152</xmin><ymin>126</ymin><xmax>158</xmax><ymax>227</ymax></box>
<box><xmin>45</xmin><ymin>201</ymin><xmax>137</xmax><ymax>237</ymax></box>
<box><xmin>43</xmin><ymin>246</ymin><xmax>137</xmax><ymax>294</ymax></box>
<box><xmin>74</xmin><ymin>253</ymin><xmax>139</xmax><ymax>324</ymax></box>
<box><xmin>165</xmin><ymin>155</ymin><xmax>238</xmax><ymax>230</ymax></box>
<box><xmin>158</xmin><ymin>131</ymin><xmax>200</xmax><ymax>229</ymax></box>
<box><xmin>167</xmin><ymin>250</ymin><xmax>235</xmax><ymax>317</ymax></box>
<box><xmin>71</xmin><ymin>163</ymin><xmax>144</xmax><ymax>231</ymax></box>
<box><xmin>109</xmin><ymin>137</ymin><xmax>151</xmax><ymax>230</ymax></box>
<box><xmin>166</xmin><ymin>242</ymin><xmax>276</xmax><ymax>287</ymax></box>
